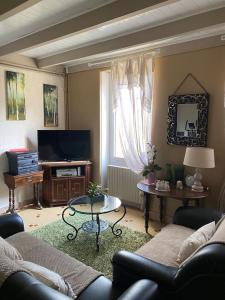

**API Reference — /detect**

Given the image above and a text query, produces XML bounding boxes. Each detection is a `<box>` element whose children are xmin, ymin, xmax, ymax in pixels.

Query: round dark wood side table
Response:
<box><xmin>137</xmin><ymin>181</ymin><xmax>209</xmax><ymax>234</ymax></box>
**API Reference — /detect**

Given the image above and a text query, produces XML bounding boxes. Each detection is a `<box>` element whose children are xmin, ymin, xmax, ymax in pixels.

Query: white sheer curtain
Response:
<box><xmin>111</xmin><ymin>54</ymin><xmax>153</xmax><ymax>174</ymax></box>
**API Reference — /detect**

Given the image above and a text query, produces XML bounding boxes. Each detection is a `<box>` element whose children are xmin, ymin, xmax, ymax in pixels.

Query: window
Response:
<box><xmin>109</xmin><ymin>85</ymin><xmax>145</xmax><ymax>167</ymax></box>
<box><xmin>100</xmin><ymin>71</ymin><xmax>127</xmax><ymax>171</ymax></box>
<box><xmin>114</xmin><ymin>110</ymin><xmax>123</xmax><ymax>158</ymax></box>
<box><xmin>109</xmin><ymin>86</ymin><xmax>127</xmax><ymax>167</ymax></box>
<box><xmin>101</xmin><ymin>56</ymin><xmax>153</xmax><ymax>175</ymax></box>
<box><xmin>101</xmin><ymin>57</ymin><xmax>152</xmax><ymax>174</ymax></box>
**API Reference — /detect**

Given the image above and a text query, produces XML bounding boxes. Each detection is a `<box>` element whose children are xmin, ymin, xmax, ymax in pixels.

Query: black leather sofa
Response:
<box><xmin>0</xmin><ymin>213</ymin><xmax>159</xmax><ymax>300</ymax></box>
<box><xmin>112</xmin><ymin>206</ymin><xmax>225</xmax><ymax>300</ymax></box>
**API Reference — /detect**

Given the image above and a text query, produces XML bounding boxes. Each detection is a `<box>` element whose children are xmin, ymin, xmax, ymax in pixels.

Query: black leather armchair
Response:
<box><xmin>112</xmin><ymin>206</ymin><xmax>225</xmax><ymax>300</ymax></box>
<box><xmin>0</xmin><ymin>213</ymin><xmax>159</xmax><ymax>300</ymax></box>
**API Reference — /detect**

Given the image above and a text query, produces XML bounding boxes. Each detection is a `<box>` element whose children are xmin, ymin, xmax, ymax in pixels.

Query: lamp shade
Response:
<box><xmin>183</xmin><ymin>147</ymin><xmax>215</xmax><ymax>169</ymax></box>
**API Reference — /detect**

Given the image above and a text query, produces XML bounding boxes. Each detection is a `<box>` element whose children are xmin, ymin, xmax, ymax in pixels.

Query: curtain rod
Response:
<box><xmin>87</xmin><ymin>49</ymin><xmax>160</xmax><ymax>67</ymax></box>
<box><xmin>0</xmin><ymin>60</ymin><xmax>65</xmax><ymax>76</ymax></box>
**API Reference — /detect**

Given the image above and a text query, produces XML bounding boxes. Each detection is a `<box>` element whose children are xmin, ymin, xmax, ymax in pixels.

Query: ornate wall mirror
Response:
<box><xmin>167</xmin><ymin>93</ymin><xmax>209</xmax><ymax>146</ymax></box>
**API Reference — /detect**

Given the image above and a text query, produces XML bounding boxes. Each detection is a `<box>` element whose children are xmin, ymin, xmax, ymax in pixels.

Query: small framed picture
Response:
<box><xmin>6</xmin><ymin>71</ymin><xmax>26</xmax><ymax>120</ymax></box>
<box><xmin>43</xmin><ymin>84</ymin><xmax>58</xmax><ymax>127</ymax></box>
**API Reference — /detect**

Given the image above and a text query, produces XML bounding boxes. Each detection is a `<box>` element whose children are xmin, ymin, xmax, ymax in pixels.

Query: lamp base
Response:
<box><xmin>191</xmin><ymin>168</ymin><xmax>204</xmax><ymax>192</ymax></box>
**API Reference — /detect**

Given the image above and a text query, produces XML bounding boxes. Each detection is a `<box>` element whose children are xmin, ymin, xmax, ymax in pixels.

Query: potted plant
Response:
<box><xmin>141</xmin><ymin>143</ymin><xmax>161</xmax><ymax>185</ymax></box>
<box><xmin>87</xmin><ymin>182</ymin><xmax>106</xmax><ymax>201</ymax></box>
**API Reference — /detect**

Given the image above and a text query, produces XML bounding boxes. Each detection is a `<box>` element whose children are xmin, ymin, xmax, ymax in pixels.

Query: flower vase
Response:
<box><xmin>147</xmin><ymin>172</ymin><xmax>156</xmax><ymax>185</ymax></box>
<box><xmin>165</xmin><ymin>163</ymin><xmax>173</xmax><ymax>183</ymax></box>
<box><xmin>174</xmin><ymin>164</ymin><xmax>185</xmax><ymax>183</ymax></box>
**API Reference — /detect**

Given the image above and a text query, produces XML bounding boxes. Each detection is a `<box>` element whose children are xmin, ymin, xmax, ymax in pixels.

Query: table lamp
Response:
<box><xmin>183</xmin><ymin>147</ymin><xmax>215</xmax><ymax>192</ymax></box>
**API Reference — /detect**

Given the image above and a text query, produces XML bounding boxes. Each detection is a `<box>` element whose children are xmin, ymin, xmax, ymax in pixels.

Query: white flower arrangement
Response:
<box><xmin>141</xmin><ymin>143</ymin><xmax>161</xmax><ymax>177</ymax></box>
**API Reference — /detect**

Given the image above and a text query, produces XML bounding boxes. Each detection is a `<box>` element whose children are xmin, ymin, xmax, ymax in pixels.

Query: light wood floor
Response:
<box><xmin>18</xmin><ymin>204</ymin><xmax>160</xmax><ymax>236</ymax></box>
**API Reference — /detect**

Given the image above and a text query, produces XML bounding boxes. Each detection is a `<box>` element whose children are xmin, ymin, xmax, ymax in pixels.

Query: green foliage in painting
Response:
<box><xmin>43</xmin><ymin>84</ymin><xmax>58</xmax><ymax>127</ymax></box>
<box><xmin>6</xmin><ymin>71</ymin><xmax>26</xmax><ymax>120</ymax></box>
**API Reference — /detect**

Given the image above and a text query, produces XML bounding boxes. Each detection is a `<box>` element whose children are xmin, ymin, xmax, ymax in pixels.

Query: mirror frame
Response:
<box><xmin>167</xmin><ymin>93</ymin><xmax>209</xmax><ymax>146</ymax></box>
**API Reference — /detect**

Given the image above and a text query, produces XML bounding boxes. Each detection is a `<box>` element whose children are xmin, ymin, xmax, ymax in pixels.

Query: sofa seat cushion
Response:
<box><xmin>135</xmin><ymin>224</ymin><xmax>194</xmax><ymax>267</ymax></box>
<box><xmin>6</xmin><ymin>232</ymin><xmax>101</xmax><ymax>295</ymax></box>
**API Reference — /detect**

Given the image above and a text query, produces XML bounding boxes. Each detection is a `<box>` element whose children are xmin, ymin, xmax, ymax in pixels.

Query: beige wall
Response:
<box><xmin>0</xmin><ymin>63</ymin><xmax>65</xmax><ymax>210</ymax></box>
<box><xmin>68</xmin><ymin>69</ymin><xmax>101</xmax><ymax>182</ymax></box>
<box><xmin>152</xmin><ymin>45</ymin><xmax>225</xmax><ymax>212</ymax></box>
<box><xmin>68</xmin><ymin>45</ymin><xmax>225</xmax><ymax>214</ymax></box>
<box><xmin>1</xmin><ymin>53</ymin><xmax>65</xmax><ymax>74</ymax></box>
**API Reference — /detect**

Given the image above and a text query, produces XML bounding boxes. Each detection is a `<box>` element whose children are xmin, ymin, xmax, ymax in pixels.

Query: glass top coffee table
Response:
<box><xmin>62</xmin><ymin>195</ymin><xmax>126</xmax><ymax>251</ymax></box>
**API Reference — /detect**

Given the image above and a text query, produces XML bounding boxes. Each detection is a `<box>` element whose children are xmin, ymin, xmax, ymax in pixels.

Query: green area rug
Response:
<box><xmin>31</xmin><ymin>214</ymin><xmax>150</xmax><ymax>278</ymax></box>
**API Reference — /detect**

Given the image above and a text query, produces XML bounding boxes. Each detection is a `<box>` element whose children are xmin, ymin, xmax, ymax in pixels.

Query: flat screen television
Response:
<box><xmin>37</xmin><ymin>130</ymin><xmax>91</xmax><ymax>161</ymax></box>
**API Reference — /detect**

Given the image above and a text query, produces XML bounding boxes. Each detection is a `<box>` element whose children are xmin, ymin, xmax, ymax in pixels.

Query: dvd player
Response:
<box><xmin>56</xmin><ymin>167</ymin><xmax>81</xmax><ymax>177</ymax></box>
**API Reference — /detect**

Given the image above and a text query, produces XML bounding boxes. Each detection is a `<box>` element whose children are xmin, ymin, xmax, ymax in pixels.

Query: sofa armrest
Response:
<box><xmin>112</xmin><ymin>251</ymin><xmax>177</xmax><ymax>289</ymax></box>
<box><xmin>1</xmin><ymin>271</ymin><xmax>72</xmax><ymax>300</ymax></box>
<box><xmin>0</xmin><ymin>213</ymin><xmax>24</xmax><ymax>238</ymax></box>
<box><xmin>117</xmin><ymin>279</ymin><xmax>159</xmax><ymax>300</ymax></box>
<box><xmin>176</xmin><ymin>243</ymin><xmax>225</xmax><ymax>284</ymax></box>
<box><xmin>173</xmin><ymin>206</ymin><xmax>223</xmax><ymax>230</ymax></box>
<box><xmin>173</xmin><ymin>243</ymin><xmax>225</xmax><ymax>298</ymax></box>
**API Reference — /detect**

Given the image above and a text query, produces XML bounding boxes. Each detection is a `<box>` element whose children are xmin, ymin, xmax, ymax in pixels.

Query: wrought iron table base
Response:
<box><xmin>62</xmin><ymin>205</ymin><xmax>126</xmax><ymax>251</ymax></box>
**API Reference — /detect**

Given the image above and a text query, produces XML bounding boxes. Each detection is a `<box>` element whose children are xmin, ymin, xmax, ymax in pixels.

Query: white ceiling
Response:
<box><xmin>0</xmin><ymin>0</ymin><xmax>115</xmax><ymax>46</ymax></box>
<box><xmin>0</xmin><ymin>0</ymin><xmax>225</xmax><ymax>70</ymax></box>
<box><xmin>22</xmin><ymin>0</ymin><xmax>225</xmax><ymax>59</ymax></box>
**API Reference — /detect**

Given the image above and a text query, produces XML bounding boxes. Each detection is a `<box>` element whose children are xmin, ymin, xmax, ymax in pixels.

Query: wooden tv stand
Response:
<box><xmin>40</xmin><ymin>161</ymin><xmax>92</xmax><ymax>206</ymax></box>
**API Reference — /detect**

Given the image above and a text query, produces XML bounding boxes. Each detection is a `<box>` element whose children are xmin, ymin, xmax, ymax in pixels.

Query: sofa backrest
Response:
<box><xmin>173</xmin><ymin>206</ymin><xmax>223</xmax><ymax>230</ymax></box>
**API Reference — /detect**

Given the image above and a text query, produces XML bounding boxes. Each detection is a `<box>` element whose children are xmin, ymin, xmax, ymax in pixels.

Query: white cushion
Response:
<box><xmin>0</xmin><ymin>236</ymin><xmax>22</xmax><ymax>260</ymax></box>
<box><xmin>209</xmin><ymin>216</ymin><xmax>225</xmax><ymax>242</ymax></box>
<box><xmin>176</xmin><ymin>221</ymin><xmax>216</xmax><ymax>264</ymax></box>
<box><xmin>17</xmin><ymin>260</ymin><xmax>76</xmax><ymax>299</ymax></box>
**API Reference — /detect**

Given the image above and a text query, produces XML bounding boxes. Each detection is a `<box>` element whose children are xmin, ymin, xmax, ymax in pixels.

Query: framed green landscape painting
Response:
<box><xmin>43</xmin><ymin>84</ymin><xmax>58</xmax><ymax>127</ymax></box>
<box><xmin>6</xmin><ymin>71</ymin><xmax>26</xmax><ymax>120</ymax></box>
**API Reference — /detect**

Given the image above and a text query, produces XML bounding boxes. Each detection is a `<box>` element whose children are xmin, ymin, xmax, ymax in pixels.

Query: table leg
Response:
<box><xmin>144</xmin><ymin>193</ymin><xmax>150</xmax><ymax>234</ymax></box>
<box><xmin>195</xmin><ymin>199</ymin><xmax>200</xmax><ymax>207</ymax></box>
<box><xmin>110</xmin><ymin>205</ymin><xmax>126</xmax><ymax>237</ymax></box>
<box><xmin>183</xmin><ymin>199</ymin><xmax>189</xmax><ymax>206</ymax></box>
<box><xmin>62</xmin><ymin>206</ymin><xmax>81</xmax><ymax>240</ymax></box>
<box><xmin>91</xmin><ymin>202</ymin><xmax>94</xmax><ymax>221</ymax></box>
<box><xmin>159</xmin><ymin>196</ymin><xmax>164</xmax><ymax>225</ymax></box>
<box><xmin>6</xmin><ymin>189</ymin><xmax>12</xmax><ymax>213</ymax></box>
<box><xmin>33</xmin><ymin>183</ymin><xmax>42</xmax><ymax>209</ymax></box>
<box><xmin>96</xmin><ymin>214</ymin><xmax>100</xmax><ymax>252</ymax></box>
<box><xmin>11</xmin><ymin>189</ymin><xmax>15</xmax><ymax>213</ymax></box>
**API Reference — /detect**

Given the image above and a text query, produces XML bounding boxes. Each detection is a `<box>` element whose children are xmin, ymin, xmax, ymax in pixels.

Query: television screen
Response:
<box><xmin>37</xmin><ymin>130</ymin><xmax>91</xmax><ymax>161</ymax></box>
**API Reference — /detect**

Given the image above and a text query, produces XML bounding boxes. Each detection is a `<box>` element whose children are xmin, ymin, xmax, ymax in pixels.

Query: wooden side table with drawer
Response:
<box><xmin>3</xmin><ymin>171</ymin><xmax>44</xmax><ymax>213</ymax></box>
